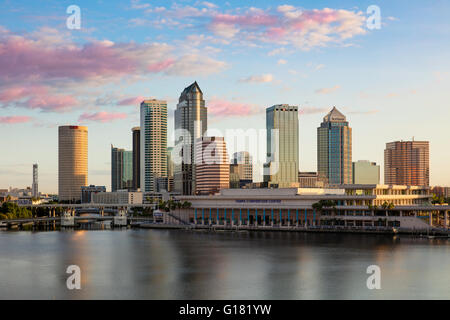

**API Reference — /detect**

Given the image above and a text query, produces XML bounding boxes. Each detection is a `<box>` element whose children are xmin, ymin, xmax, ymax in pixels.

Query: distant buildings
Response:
<box><xmin>432</xmin><ymin>186</ymin><xmax>450</xmax><ymax>199</ymax></box>
<box><xmin>174</xmin><ymin>82</ymin><xmax>207</xmax><ymax>195</ymax></box>
<box><xmin>230</xmin><ymin>151</ymin><xmax>253</xmax><ymax>188</ymax></box>
<box><xmin>81</xmin><ymin>185</ymin><xmax>106</xmax><ymax>203</ymax></box>
<box><xmin>58</xmin><ymin>125</ymin><xmax>88</xmax><ymax>202</ymax></box>
<box><xmin>111</xmin><ymin>146</ymin><xmax>133</xmax><ymax>192</ymax></box>
<box><xmin>132</xmin><ymin>127</ymin><xmax>141</xmax><ymax>191</ymax></box>
<box><xmin>264</xmin><ymin>104</ymin><xmax>299</xmax><ymax>188</ymax></box>
<box><xmin>32</xmin><ymin>164</ymin><xmax>38</xmax><ymax>198</ymax></box>
<box><xmin>195</xmin><ymin>137</ymin><xmax>229</xmax><ymax>195</ymax></box>
<box><xmin>91</xmin><ymin>190</ymin><xmax>143</xmax><ymax>205</ymax></box>
<box><xmin>384</xmin><ymin>140</ymin><xmax>430</xmax><ymax>186</ymax></box>
<box><xmin>317</xmin><ymin>107</ymin><xmax>352</xmax><ymax>185</ymax></box>
<box><xmin>352</xmin><ymin>160</ymin><xmax>380</xmax><ymax>184</ymax></box>
<box><xmin>140</xmin><ymin>99</ymin><xmax>168</xmax><ymax>193</ymax></box>
<box><xmin>298</xmin><ymin>172</ymin><xmax>328</xmax><ymax>188</ymax></box>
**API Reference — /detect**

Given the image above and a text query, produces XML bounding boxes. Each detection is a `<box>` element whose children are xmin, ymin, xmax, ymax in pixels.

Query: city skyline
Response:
<box><xmin>1</xmin><ymin>0</ymin><xmax>450</xmax><ymax>193</ymax></box>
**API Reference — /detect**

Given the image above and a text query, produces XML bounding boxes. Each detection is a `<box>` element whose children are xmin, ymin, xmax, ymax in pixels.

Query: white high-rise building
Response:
<box><xmin>140</xmin><ymin>99</ymin><xmax>168</xmax><ymax>193</ymax></box>
<box><xmin>32</xmin><ymin>164</ymin><xmax>38</xmax><ymax>198</ymax></box>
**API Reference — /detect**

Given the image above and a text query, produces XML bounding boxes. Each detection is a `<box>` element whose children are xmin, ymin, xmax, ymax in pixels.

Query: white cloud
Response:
<box><xmin>315</xmin><ymin>85</ymin><xmax>341</xmax><ymax>94</ymax></box>
<box><xmin>239</xmin><ymin>74</ymin><xmax>274</xmax><ymax>83</ymax></box>
<box><xmin>165</xmin><ymin>54</ymin><xmax>227</xmax><ymax>76</ymax></box>
<box><xmin>202</xmin><ymin>1</ymin><xmax>218</xmax><ymax>9</ymax></box>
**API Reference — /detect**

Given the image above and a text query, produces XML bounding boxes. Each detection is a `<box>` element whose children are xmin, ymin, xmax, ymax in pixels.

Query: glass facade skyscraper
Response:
<box><xmin>174</xmin><ymin>82</ymin><xmax>207</xmax><ymax>195</ymax></box>
<box><xmin>132</xmin><ymin>127</ymin><xmax>140</xmax><ymax>191</ymax></box>
<box><xmin>140</xmin><ymin>99</ymin><xmax>168</xmax><ymax>193</ymax></box>
<box><xmin>111</xmin><ymin>146</ymin><xmax>133</xmax><ymax>191</ymax></box>
<box><xmin>317</xmin><ymin>107</ymin><xmax>352</xmax><ymax>185</ymax></box>
<box><xmin>264</xmin><ymin>104</ymin><xmax>299</xmax><ymax>188</ymax></box>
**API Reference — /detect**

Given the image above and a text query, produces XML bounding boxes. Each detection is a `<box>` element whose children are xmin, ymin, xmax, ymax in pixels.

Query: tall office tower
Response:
<box><xmin>58</xmin><ymin>125</ymin><xmax>88</xmax><ymax>202</ymax></box>
<box><xmin>140</xmin><ymin>99</ymin><xmax>168</xmax><ymax>193</ymax></box>
<box><xmin>122</xmin><ymin>150</ymin><xmax>133</xmax><ymax>189</ymax></box>
<box><xmin>230</xmin><ymin>151</ymin><xmax>253</xmax><ymax>188</ymax></box>
<box><xmin>111</xmin><ymin>146</ymin><xmax>133</xmax><ymax>191</ymax></box>
<box><xmin>195</xmin><ymin>137</ymin><xmax>229</xmax><ymax>195</ymax></box>
<box><xmin>317</xmin><ymin>107</ymin><xmax>352</xmax><ymax>185</ymax></box>
<box><xmin>174</xmin><ymin>82</ymin><xmax>207</xmax><ymax>195</ymax></box>
<box><xmin>167</xmin><ymin>146</ymin><xmax>174</xmax><ymax>192</ymax></box>
<box><xmin>111</xmin><ymin>145</ymin><xmax>122</xmax><ymax>192</ymax></box>
<box><xmin>352</xmin><ymin>160</ymin><xmax>380</xmax><ymax>184</ymax></box>
<box><xmin>32</xmin><ymin>164</ymin><xmax>38</xmax><ymax>198</ymax></box>
<box><xmin>264</xmin><ymin>104</ymin><xmax>299</xmax><ymax>188</ymax></box>
<box><xmin>132</xmin><ymin>127</ymin><xmax>141</xmax><ymax>190</ymax></box>
<box><xmin>384</xmin><ymin>140</ymin><xmax>429</xmax><ymax>186</ymax></box>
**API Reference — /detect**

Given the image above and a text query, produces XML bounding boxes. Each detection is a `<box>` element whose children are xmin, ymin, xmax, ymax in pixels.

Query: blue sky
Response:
<box><xmin>1</xmin><ymin>0</ymin><xmax>449</xmax><ymax>193</ymax></box>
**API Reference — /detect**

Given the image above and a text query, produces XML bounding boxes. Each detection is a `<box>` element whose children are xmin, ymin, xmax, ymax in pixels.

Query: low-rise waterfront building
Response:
<box><xmin>169</xmin><ymin>185</ymin><xmax>448</xmax><ymax>230</ymax></box>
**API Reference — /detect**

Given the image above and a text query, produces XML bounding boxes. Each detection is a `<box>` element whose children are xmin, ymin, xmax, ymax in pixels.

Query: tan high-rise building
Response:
<box><xmin>140</xmin><ymin>99</ymin><xmax>167</xmax><ymax>193</ymax></box>
<box><xmin>195</xmin><ymin>137</ymin><xmax>229</xmax><ymax>195</ymax></box>
<box><xmin>58</xmin><ymin>125</ymin><xmax>88</xmax><ymax>202</ymax></box>
<box><xmin>384</xmin><ymin>140</ymin><xmax>429</xmax><ymax>186</ymax></box>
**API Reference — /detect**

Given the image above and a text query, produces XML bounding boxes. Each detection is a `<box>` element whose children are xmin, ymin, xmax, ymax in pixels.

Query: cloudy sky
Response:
<box><xmin>1</xmin><ymin>0</ymin><xmax>449</xmax><ymax>193</ymax></box>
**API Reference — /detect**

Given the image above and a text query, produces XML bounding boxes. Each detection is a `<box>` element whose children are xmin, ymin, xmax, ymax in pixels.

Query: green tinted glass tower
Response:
<box><xmin>265</xmin><ymin>104</ymin><xmax>299</xmax><ymax>188</ymax></box>
<box><xmin>317</xmin><ymin>107</ymin><xmax>352</xmax><ymax>185</ymax></box>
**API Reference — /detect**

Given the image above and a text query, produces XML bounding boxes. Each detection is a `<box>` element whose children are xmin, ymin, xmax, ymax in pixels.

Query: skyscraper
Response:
<box><xmin>32</xmin><ymin>164</ymin><xmax>38</xmax><ymax>198</ymax></box>
<box><xmin>230</xmin><ymin>151</ymin><xmax>253</xmax><ymax>188</ymax></box>
<box><xmin>167</xmin><ymin>146</ymin><xmax>174</xmax><ymax>192</ymax></box>
<box><xmin>58</xmin><ymin>125</ymin><xmax>88</xmax><ymax>202</ymax></box>
<box><xmin>195</xmin><ymin>137</ymin><xmax>229</xmax><ymax>195</ymax></box>
<box><xmin>352</xmin><ymin>160</ymin><xmax>380</xmax><ymax>184</ymax></box>
<box><xmin>174</xmin><ymin>82</ymin><xmax>207</xmax><ymax>195</ymax></box>
<box><xmin>317</xmin><ymin>107</ymin><xmax>352</xmax><ymax>185</ymax></box>
<box><xmin>132</xmin><ymin>127</ymin><xmax>140</xmax><ymax>191</ymax></box>
<box><xmin>111</xmin><ymin>146</ymin><xmax>133</xmax><ymax>192</ymax></box>
<box><xmin>264</xmin><ymin>104</ymin><xmax>299</xmax><ymax>188</ymax></box>
<box><xmin>384</xmin><ymin>140</ymin><xmax>429</xmax><ymax>186</ymax></box>
<box><xmin>140</xmin><ymin>99</ymin><xmax>168</xmax><ymax>193</ymax></box>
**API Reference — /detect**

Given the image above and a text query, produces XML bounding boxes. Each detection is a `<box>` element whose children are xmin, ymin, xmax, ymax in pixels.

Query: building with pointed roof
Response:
<box><xmin>174</xmin><ymin>81</ymin><xmax>208</xmax><ymax>195</ymax></box>
<box><xmin>317</xmin><ymin>107</ymin><xmax>352</xmax><ymax>185</ymax></box>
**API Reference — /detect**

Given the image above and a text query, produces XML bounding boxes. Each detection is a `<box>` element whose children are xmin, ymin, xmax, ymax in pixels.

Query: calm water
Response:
<box><xmin>0</xmin><ymin>229</ymin><xmax>449</xmax><ymax>299</ymax></box>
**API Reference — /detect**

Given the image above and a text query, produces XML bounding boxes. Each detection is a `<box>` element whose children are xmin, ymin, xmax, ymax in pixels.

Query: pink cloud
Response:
<box><xmin>266</xmin><ymin>27</ymin><xmax>287</xmax><ymax>39</ymax></box>
<box><xmin>0</xmin><ymin>28</ymin><xmax>225</xmax><ymax>85</ymax></box>
<box><xmin>117</xmin><ymin>96</ymin><xmax>145</xmax><ymax>106</ymax></box>
<box><xmin>147</xmin><ymin>58</ymin><xmax>175</xmax><ymax>72</ymax></box>
<box><xmin>78</xmin><ymin>111</ymin><xmax>128</xmax><ymax>123</ymax></box>
<box><xmin>208</xmin><ymin>99</ymin><xmax>262</xmax><ymax>117</ymax></box>
<box><xmin>25</xmin><ymin>94</ymin><xmax>77</xmax><ymax>112</ymax></box>
<box><xmin>0</xmin><ymin>86</ymin><xmax>77</xmax><ymax>112</ymax></box>
<box><xmin>0</xmin><ymin>37</ymin><xmax>137</xmax><ymax>81</ymax></box>
<box><xmin>0</xmin><ymin>116</ymin><xmax>33</xmax><ymax>124</ymax></box>
<box><xmin>205</xmin><ymin>7</ymin><xmax>366</xmax><ymax>49</ymax></box>
<box><xmin>212</xmin><ymin>13</ymin><xmax>278</xmax><ymax>27</ymax></box>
